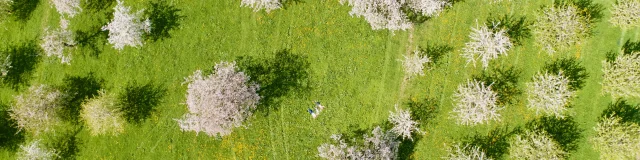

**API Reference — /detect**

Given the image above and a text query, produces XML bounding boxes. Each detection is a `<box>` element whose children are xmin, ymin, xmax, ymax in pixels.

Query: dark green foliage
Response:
<box><xmin>463</xmin><ymin>126</ymin><xmax>518</xmax><ymax>159</ymax></box>
<box><xmin>10</xmin><ymin>0</ymin><xmax>39</xmax><ymax>21</ymax></box>
<box><xmin>145</xmin><ymin>0</ymin><xmax>183</xmax><ymax>41</ymax></box>
<box><xmin>554</xmin><ymin>0</ymin><xmax>603</xmax><ymax>24</ymax></box>
<box><xmin>473</xmin><ymin>66</ymin><xmax>522</xmax><ymax>105</ymax></box>
<box><xmin>75</xmin><ymin>26</ymin><xmax>109</xmax><ymax>57</ymax></box>
<box><xmin>543</xmin><ymin>57</ymin><xmax>588</xmax><ymax>90</ymax></box>
<box><xmin>236</xmin><ymin>50</ymin><xmax>310</xmax><ymax>114</ymax></box>
<box><xmin>600</xmin><ymin>100</ymin><xmax>640</xmax><ymax>125</ymax></box>
<box><xmin>398</xmin><ymin>132</ymin><xmax>422</xmax><ymax>160</ymax></box>
<box><xmin>621</xmin><ymin>40</ymin><xmax>640</xmax><ymax>56</ymax></box>
<box><xmin>526</xmin><ymin>116</ymin><xmax>583</xmax><ymax>155</ymax></box>
<box><xmin>281</xmin><ymin>0</ymin><xmax>304</xmax><ymax>9</ymax></box>
<box><xmin>84</xmin><ymin>0</ymin><xmax>115</xmax><ymax>12</ymax></box>
<box><xmin>48</xmin><ymin>128</ymin><xmax>82</xmax><ymax>160</ymax></box>
<box><xmin>487</xmin><ymin>14</ymin><xmax>532</xmax><ymax>45</ymax></box>
<box><xmin>417</xmin><ymin>43</ymin><xmax>453</xmax><ymax>67</ymax></box>
<box><xmin>605</xmin><ymin>51</ymin><xmax>617</xmax><ymax>64</ymax></box>
<box><xmin>1</xmin><ymin>41</ymin><xmax>41</xmax><ymax>89</ymax></box>
<box><xmin>405</xmin><ymin>97</ymin><xmax>438</xmax><ymax>127</ymax></box>
<box><xmin>0</xmin><ymin>106</ymin><xmax>25</xmax><ymax>151</ymax></box>
<box><xmin>57</xmin><ymin>73</ymin><xmax>104</xmax><ymax>123</ymax></box>
<box><xmin>400</xmin><ymin>5</ymin><xmax>432</xmax><ymax>24</ymax></box>
<box><xmin>118</xmin><ymin>81</ymin><xmax>167</xmax><ymax>124</ymax></box>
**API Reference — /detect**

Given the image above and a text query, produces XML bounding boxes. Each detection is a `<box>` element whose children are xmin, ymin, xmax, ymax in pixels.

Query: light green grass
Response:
<box><xmin>0</xmin><ymin>0</ymin><xmax>633</xmax><ymax>159</ymax></box>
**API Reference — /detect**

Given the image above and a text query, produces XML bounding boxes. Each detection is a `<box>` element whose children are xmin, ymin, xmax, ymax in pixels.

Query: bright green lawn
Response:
<box><xmin>0</xmin><ymin>0</ymin><xmax>635</xmax><ymax>159</ymax></box>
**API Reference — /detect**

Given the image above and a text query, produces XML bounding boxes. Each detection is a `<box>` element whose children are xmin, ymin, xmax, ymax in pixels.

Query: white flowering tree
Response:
<box><xmin>533</xmin><ymin>4</ymin><xmax>589</xmax><ymax>54</ymax></box>
<box><xmin>508</xmin><ymin>130</ymin><xmax>566</xmax><ymax>159</ymax></box>
<box><xmin>9</xmin><ymin>84</ymin><xmax>63</xmax><ymax>135</ymax></box>
<box><xmin>402</xmin><ymin>50</ymin><xmax>431</xmax><ymax>77</ymax></box>
<box><xmin>610</xmin><ymin>0</ymin><xmax>640</xmax><ymax>29</ymax></box>
<box><xmin>402</xmin><ymin>0</ymin><xmax>449</xmax><ymax>17</ymax></box>
<box><xmin>17</xmin><ymin>140</ymin><xmax>57</xmax><ymax>160</ymax></box>
<box><xmin>318</xmin><ymin>126</ymin><xmax>400</xmax><ymax>159</ymax></box>
<box><xmin>102</xmin><ymin>0</ymin><xmax>151</xmax><ymax>50</ymax></box>
<box><xmin>452</xmin><ymin>80</ymin><xmax>502</xmax><ymax>126</ymax></box>
<box><xmin>462</xmin><ymin>21</ymin><xmax>512</xmax><ymax>69</ymax></box>
<box><xmin>41</xmin><ymin>18</ymin><xmax>74</xmax><ymax>64</ymax></box>
<box><xmin>602</xmin><ymin>53</ymin><xmax>640</xmax><ymax>99</ymax></box>
<box><xmin>340</xmin><ymin>0</ymin><xmax>412</xmax><ymax>31</ymax></box>
<box><xmin>591</xmin><ymin>116</ymin><xmax>640</xmax><ymax>160</ymax></box>
<box><xmin>176</xmin><ymin>61</ymin><xmax>260</xmax><ymax>137</ymax></box>
<box><xmin>388</xmin><ymin>107</ymin><xmax>420</xmax><ymax>140</ymax></box>
<box><xmin>526</xmin><ymin>72</ymin><xmax>574</xmax><ymax>118</ymax></box>
<box><xmin>80</xmin><ymin>90</ymin><xmax>125</xmax><ymax>136</ymax></box>
<box><xmin>240</xmin><ymin>0</ymin><xmax>281</xmax><ymax>13</ymax></box>
<box><xmin>443</xmin><ymin>143</ymin><xmax>491</xmax><ymax>160</ymax></box>
<box><xmin>50</xmin><ymin>0</ymin><xmax>81</xmax><ymax>17</ymax></box>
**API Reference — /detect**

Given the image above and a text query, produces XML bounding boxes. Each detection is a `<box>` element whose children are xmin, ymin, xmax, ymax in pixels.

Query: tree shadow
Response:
<box><xmin>543</xmin><ymin>57</ymin><xmax>588</xmax><ymax>91</ymax></box>
<box><xmin>281</xmin><ymin>0</ymin><xmax>304</xmax><ymax>10</ymax></box>
<box><xmin>405</xmin><ymin>97</ymin><xmax>439</xmax><ymax>127</ymax></box>
<box><xmin>145</xmin><ymin>0</ymin><xmax>183</xmax><ymax>41</ymax></box>
<box><xmin>398</xmin><ymin>132</ymin><xmax>422</xmax><ymax>160</ymax></box>
<box><xmin>235</xmin><ymin>49</ymin><xmax>310</xmax><ymax>115</ymax></box>
<box><xmin>462</xmin><ymin>126</ymin><xmax>518</xmax><ymax>159</ymax></box>
<box><xmin>10</xmin><ymin>0</ymin><xmax>39</xmax><ymax>21</ymax></box>
<box><xmin>75</xmin><ymin>26</ymin><xmax>109</xmax><ymax>57</ymax></box>
<box><xmin>1</xmin><ymin>41</ymin><xmax>41</xmax><ymax>90</ymax></box>
<box><xmin>417</xmin><ymin>43</ymin><xmax>453</xmax><ymax>68</ymax></box>
<box><xmin>525</xmin><ymin>116</ymin><xmax>582</xmax><ymax>156</ymax></box>
<box><xmin>400</xmin><ymin>5</ymin><xmax>433</xmax><ymax>24</ymax></box>
<box><xmin>621</xmin><ymin>40</ymin><xmax>640</xmax><ymax>56</ymax></box>
<box><xmin>487</xmin><ymin>14</ymin><xmax>532</xmax><ymax>46</ymax></box>
<box><xmin>600</xmin><ymin>99</ymin><xmax>640</xmax><ymax>125</ymax></box>
<box><xmin>47</xmin><ymin>127</ymin><xmax>82</xmax><ymax>160</ymax></box>
<box><xmin>473</xmin><ymin>66</ymin><xmax>522</xmax><ymax>106</ymax></box>
<box><xmin>84</xmin><ymin>0</ymin><xmax>115</xmax><ymax>12</ymax></box>
<box><xmin>0</xmin><ymin>105</ymin><xmax>25</xmax><ymax>151</ymax></box>
<box><xmin>117</xmin><ymin>81</ymin><xmax>166</xmax><ymax>124</ymax></box>
<box><xmin>57</xmin><ymin>73</ymin><xmax>104</xmax><ymax>123</ymax></box>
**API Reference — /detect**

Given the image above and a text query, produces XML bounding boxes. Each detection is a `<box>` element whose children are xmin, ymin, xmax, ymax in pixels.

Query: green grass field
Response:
<box><xmin>0</xmin><ymin>0</ymin><xmax>635</xmax><ymax>159</ymax></box>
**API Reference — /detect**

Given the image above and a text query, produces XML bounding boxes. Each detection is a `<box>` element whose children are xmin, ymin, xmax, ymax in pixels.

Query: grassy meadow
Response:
<box><xmin>0</xmin><ymin>0</ymin><xmax>635</xmax><ymax>159</ymax></box>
